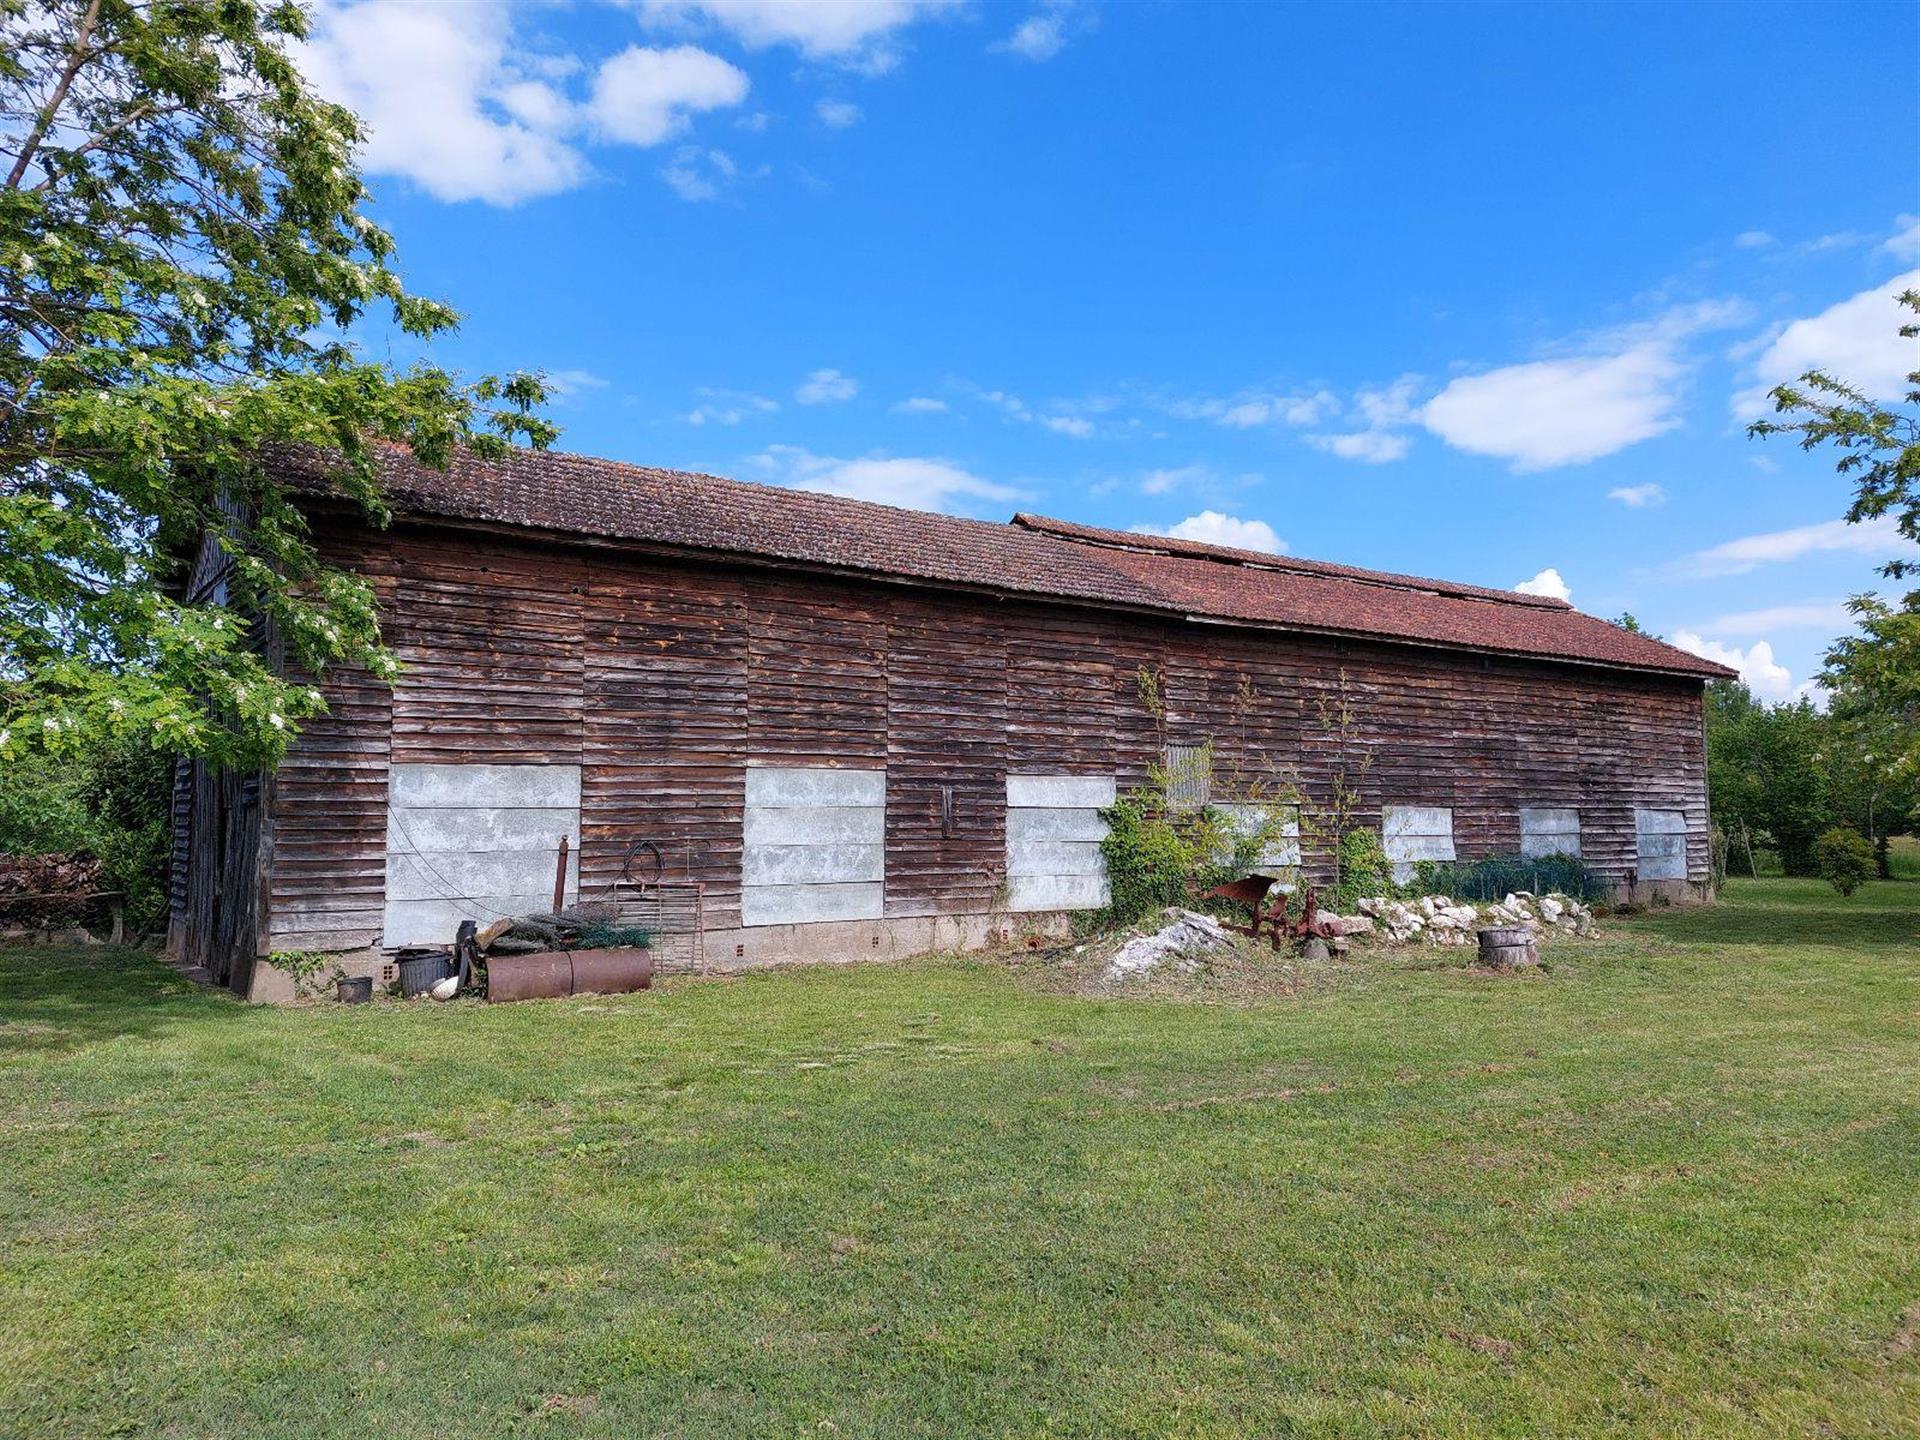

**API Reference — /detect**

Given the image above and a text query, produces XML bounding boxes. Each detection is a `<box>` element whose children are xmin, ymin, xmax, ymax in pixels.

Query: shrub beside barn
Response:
<box><xmin>169</xmin><ymin>446</ymin><xmax>1733</xmax><ymax>1000</ymax></box>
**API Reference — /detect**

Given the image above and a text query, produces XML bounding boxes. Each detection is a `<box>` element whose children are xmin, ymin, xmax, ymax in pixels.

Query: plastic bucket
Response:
<box><xmin>396</xmin><ymin>950</ymin><xmax>455</xmax><ymax>998</ymax></box>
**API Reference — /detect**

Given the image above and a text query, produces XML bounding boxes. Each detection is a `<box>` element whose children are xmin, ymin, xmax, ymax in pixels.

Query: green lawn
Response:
<box><xmin>2</xmin><ymin>879</ymin><xmax>1917</xmax><ymax>1438</ymax></box>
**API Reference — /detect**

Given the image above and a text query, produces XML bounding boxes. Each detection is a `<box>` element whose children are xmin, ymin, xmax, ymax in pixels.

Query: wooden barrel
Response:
<box><xmin>1476</xmin><ymin>925</ymin><xmax>1538</xmax><ymax>970</ymax></box>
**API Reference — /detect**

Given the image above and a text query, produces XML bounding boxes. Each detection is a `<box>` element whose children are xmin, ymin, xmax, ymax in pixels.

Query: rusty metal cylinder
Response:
<box><xmin>1476</xmin><ymin>925</ymin><xmax>1539</xmax><ymax>970</ymax></box>
<box><xmin>567</xmin><ymin>947</ymin><xmax>653</xmax><ymax>996</ymax></box>
<box><xmin>486</xmin><ymin>950</ymin><xmax>574</xmax><ymax>1003</ymax></box>
<box><xmin>486</xmin><ymin>947</ymin><xmax>653</xmax><ymax>1003</ymax></box>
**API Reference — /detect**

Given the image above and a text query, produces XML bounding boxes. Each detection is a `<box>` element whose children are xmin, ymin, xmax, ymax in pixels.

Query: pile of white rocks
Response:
<box><xmin>1099</xmin><ymin>908</ymin><xmax>1235</xmax><ymax>984</ymax></box>
<box><xmin>1342</xmin><ymin>890</ymin><xmax>1595</xmax><ymax>947</ymax></box>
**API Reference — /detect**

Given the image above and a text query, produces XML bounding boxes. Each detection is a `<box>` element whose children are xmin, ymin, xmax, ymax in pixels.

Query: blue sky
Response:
<box><xmin>300</xmin><ymin>0</ymin><xmax>1920</xmax><ymax>701</ymax></box>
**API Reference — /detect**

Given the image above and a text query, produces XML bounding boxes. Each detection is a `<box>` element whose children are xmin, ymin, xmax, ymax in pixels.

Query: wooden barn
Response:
<box><xmin>170</xmin><ymin>446</ymin><xmax>1734</xmax><ymax>999</ymax></box>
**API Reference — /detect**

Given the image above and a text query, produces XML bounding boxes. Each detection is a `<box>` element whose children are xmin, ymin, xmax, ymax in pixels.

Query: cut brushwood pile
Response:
<box><xmin>0</xmin><ymin>855</ymin><xmax>116</xmax><ymax>933</ymax></box>
<box><xmin>474</xmin><ymin>901</ymin><xmax>652</xmax><ymax>956</ymax></box>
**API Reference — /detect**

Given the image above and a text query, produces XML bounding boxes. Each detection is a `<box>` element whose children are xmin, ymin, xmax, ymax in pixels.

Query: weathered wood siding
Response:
<box><xmin>251</xmin><ymin>518</ymin><xmax>1710</xmax><ymax>955</ymax></box>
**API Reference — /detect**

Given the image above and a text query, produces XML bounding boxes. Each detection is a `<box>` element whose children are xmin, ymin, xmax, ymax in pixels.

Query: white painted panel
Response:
<box><xmin>1383</xmin><ymin>803</ymin><xmax>1455</xmax><ymax>883</ymax></box>
<box><xmin>390</xmin><ymin>762</ymin><xmax>580</xmax><ymax>810</ymax></box>
<box><xmin>1218</xmin><ymin>803</ymin><xmax>1302</xmax><ymax>870</ymax></box>
<box><xmin>1636</xmin><ymin>808</ymin><xmax>1687</xmax><ymax>834</ymax></box>
<box><xmin>1384</xmin><ymin>805</ymin><xmax>1453</xmax><ymax>840</ymax></box>
<box><xmin>741</xmin><ymin>881</ymin><xmax>885</xmax><ymax>927</ymax></box>
<box><xmin>1636</xmin><ymin>808</ymin><xmax>1688</xmax><ymax>880</ymax></box>
<box><xmin>387</xmin><ymin>806</ymin><xmax>578</xmax><ymax>855</ymax></box>
<box><xmin>744</xmin><ymin>805</ymin><xmax>885</xmax><ymax>845</ymax></box>
<box><xmin>1007</xmin><ymin>872</ymin><xmax>1110</xmax><ymax>912</ymax></box>
<box><xmin>384</xmin><ymin>763</ymin><xmax>582</xmax><ymax>947</ymax></box>
<box><xmin>742</xmin><ymin>768</ymin><xmax>885</xmax><ymax>924</ymax></box>
<box><xmin>1004</xmin><ymin>774</ymin><xmax>1113</xmax><ymax>911</ymax></box>
<box><xmin>1520</xmin><ymin>806</ymin><xmax>1582</xmax><ymax>858</ymax></box>
<box><xmin>742</xmin><ymin>843</ymin><xmax>885</xmax><ymax>886</ymax></box>
<box><xmin>746</xmin><ymin>767</ymin><xmax>885</xmax><ymax>808</ymax></box>
<box><xmin>388</xmin><ymin>849</ymin><xmax>577</xmax><ymax>903</ymax></box>
<box><xmin>1007</xmin><ymin>774</ymin><xmax>1117</xmax><ymax>809</ymax></box>
<box><xmin>385</xmin><ymin>896</ymin><xmax>563</xmax><ymax>948</ymax></box>
<box><xmin>1007</xmin><ymin>807</ymin><xmax>1111</xmax><ymax>843</ymax></box>
<box><xmin>1007</xmin><ymin>839</ymin><xmax>1107</xmax><ymax>877</ymax></box>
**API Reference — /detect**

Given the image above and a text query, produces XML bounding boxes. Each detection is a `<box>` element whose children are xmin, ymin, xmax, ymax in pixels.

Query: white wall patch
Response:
<box><xmin>1006</xmin><ymin>774</ymin><xmax>1115</xmax><ymax>912</ymax></box>
<box><xmin>741</xmin><ymin>766</ymin><xmax>885</xmax><ymax>927</ymax></box>
<box><xmin>384</xmin><ymin>763</ymin><xmax>581</xmax><ymax>948</ymax></box>
<box><xmin>1635</xmin><ymin>807</ymin><xmax>1688</xmax><ymax>881</ymax></box>
<box><xmin>1383</xmin><ymin>804</ymin><xmax>1456</xmax><ymax>884</ymax></box>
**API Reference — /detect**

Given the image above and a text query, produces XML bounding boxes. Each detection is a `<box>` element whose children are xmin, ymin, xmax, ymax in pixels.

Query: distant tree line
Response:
<box><xmin>1707</xmin><ymin>679</ymin><xmax>1916</xmax><ymax>878</ymax></box>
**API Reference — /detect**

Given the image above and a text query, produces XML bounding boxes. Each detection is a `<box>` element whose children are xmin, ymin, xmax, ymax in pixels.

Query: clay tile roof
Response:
<box><xmin>275</xmin><ymin>444</ymin><xmax>1733</xmax><ymax>680</ymax></box>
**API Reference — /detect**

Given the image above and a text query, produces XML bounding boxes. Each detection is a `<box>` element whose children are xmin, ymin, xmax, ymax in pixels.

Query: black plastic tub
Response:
<box><xmin>396</xmin><ymin>950</ymin><xmax>455</xmax><ymax>998</ymax></box>
<box><xmin>336</xmin><ymin>976</ymin><xmax>373</xmax><ymax>1004</ymax></box>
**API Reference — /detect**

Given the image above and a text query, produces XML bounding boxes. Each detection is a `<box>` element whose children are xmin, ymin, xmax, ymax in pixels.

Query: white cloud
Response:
<box><xmin>1172</xmin><ymin>388</ymin><xmax>1338</xmax><ymax>429</ymax></box>
<box><xmin>1797</xmin><ymin>230</ymin><xmax>1869</xmax><ymax>255</ymax></box>
<box><xmin>637</xmin><ymin>0</ymin><xmax>961</xmax><ymax>67</ymax></box>
<box><xmin>1424</xmin><ymin>303</ymin><xmax>1744</xmax><ymax>471</ymax></box>
<box><xmin>1884</xmin><ymin>215</ymin><xmax>1920</xmax><ymax>261</ymax></box>
<box><xmin>1733</xmin><ymin>269</ymin><xmax>1920</xmax><ymax>418</ymax></box>
<box><xmin>997</xmin><ymin>13</ymin><xmax>1067</xmax><ymax>60</ymax></box>
<box><xmin>659</xmin><ymin>145</ymin><xmax>738</xmax><ymax>200</ymax></box>
<box><xmin>815</xmin><ymin>99</ymin><xmax>862</xmax><ymax>128</ymax></box>
<box><xmin>297</xmin><ymin>5</ymin><xmax>751</xmax><ymax>206</ymax></box>
<box><xmin>963</xmin><ymin>384</ymin><xmax>1108</xmax><ymax>437</ymax></box>
<box><xmin>591</xmin><ymin>45</ymin><xmax>750</xmax><ymax>146</ymax></box>
<box><xmin>1306</xmin><ymin>429</ymin><xmax>1411</xmax><ymax>464</ymax></box>
<box><xmin>796</xmin><ymin>368</ymin><xmax>859</xmax><ymax>405</ymax></box>
<box><xmin>753</xmin><ymin>445</ymin><xmax>1019</xmax><ymax>515</ymax></box>
<box><xmin>1353</xmin><ymin>375</ymin><xmax>1421</xmax><ymax>429</ymax></box>
<box><xmin>1131</xmin><ymin>511</ymin><xmax>1286</xmax><ymax>555</ymax></box>
<box><xmin>1672</xmin><ymin>631</ymin><xmax>1798</xmax><ymax>701</ymax></box>
<box><xmin>892</xmin><ymin>396</ymin><xmax>948</xmax><ymax>414</ymax></box>
<box><xmin>1139</xmin><ymin>465</ymin><xmax>1206</xmax><ymax>496</ymax></box>
<box><xmin>1691</xmin><ymin>601</ymin><xmax>1854</xmax><ymax>636</ymax></box>
<box><xmin>297</xmin><ymin>0</ymin><xmax>588</xmax><ymax>205</ymax></box>
<box><xmin>1608</xmin><ymin>483</ymin><xmax>1666</xmax><ymax>508</ymax></box>
<box><xmin>1734</xmin><ymin>230</ymin><xmax>1776</xmax><ymax>249</ymax></box>
<box><xmin>545</xmin><ymin>368</ymin><xmax>609</xmax><ymax>401</ymax></box>
<box><xmin>1304</xmin><ymin>376</ymin><xmax>1422</xmax><ymax>463</ymax></box>
<box><xmin>686</xmin><ymin>387</ymin><xmax>778</xmax><ymax>425</ymax></box>
<box><xmin>1667</xmin><ymin>515</ymin><xmax>1907</xmax><ymax>578</ymax></box>
<box><xmin>1425</xmin><ymin>348</ymin><xmax>1684</xmax><ymax>471</ymax></box>
<box><xmin>1513</xmin><ymin>567</ymin><xmax>1572</xmax><ymax>602</ymax></box>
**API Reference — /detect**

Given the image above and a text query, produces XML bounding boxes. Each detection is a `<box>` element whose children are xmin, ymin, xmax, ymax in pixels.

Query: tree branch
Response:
<box><xmin>5</xmin><ymin>0</ymin><xmax>106</xmax><ymax>191</ymax></box>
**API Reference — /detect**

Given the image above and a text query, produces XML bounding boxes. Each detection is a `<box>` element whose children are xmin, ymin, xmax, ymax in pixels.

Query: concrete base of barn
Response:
<box><xmin>240</xmin><ymin>910</ymin><xmax>1079</xmax><ymax>1003</ymax></box>
<box><xmin>705</xmin><ymin>910</ymin><xmax>1075</xmax><ymax>973</ymax></box>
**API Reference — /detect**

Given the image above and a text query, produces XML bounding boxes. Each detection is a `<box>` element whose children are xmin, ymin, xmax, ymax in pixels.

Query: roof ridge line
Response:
<box><xmin>1009</xmin><ymin>512</ymin><xmax>1572</xmax><ymax>610</ymax></box>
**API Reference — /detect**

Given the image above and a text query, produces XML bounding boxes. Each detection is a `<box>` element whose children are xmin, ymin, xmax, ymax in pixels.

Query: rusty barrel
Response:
<box><xmin>568</xmin><ymin>947</ymin><xmax>653</xmax><ymax>996</ymax></box>
<box><xmin>1476</xmin><ymin>925</ymin><xmax>1538</xmax><ymax>970</ymax></box>
<box><xmin>486</xmin><ymin>950</ymin><xmax>574</xmax><ymax>1003</ymax></box>
<box><xmin>486</xmin><ymin>947</ymin><xmax>652</xmax><ymax>1002</ymax></box>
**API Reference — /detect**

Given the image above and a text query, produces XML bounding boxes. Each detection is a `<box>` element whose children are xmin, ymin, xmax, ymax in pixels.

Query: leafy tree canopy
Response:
<box><xmin>1751</xmin><ymin>287</ymin><xmax>1920</xmax><ymax>778</ymax></box>
<box><xmin>1</xmin><ymin>0</ymin><xmax>553</xmax><ymax>772</ymax></box>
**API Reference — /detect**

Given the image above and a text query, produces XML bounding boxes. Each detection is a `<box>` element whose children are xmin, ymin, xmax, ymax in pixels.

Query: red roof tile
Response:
<box><xmin>277</xmin><ymin>445</ymin><xmax>1732</xmax><ymax>680</ymax></box>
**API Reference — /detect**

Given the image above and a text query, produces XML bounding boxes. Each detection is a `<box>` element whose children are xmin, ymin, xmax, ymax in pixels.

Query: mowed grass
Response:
<box><xmin>2</xmin><ymin>879</ymin><xmax>1917</xmax><ymax>1438</ymax></box>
